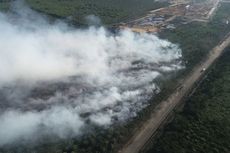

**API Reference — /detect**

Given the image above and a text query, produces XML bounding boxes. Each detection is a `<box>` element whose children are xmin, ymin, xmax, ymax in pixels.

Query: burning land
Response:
<box><xmin>0</xmin><ymin>0</ymin><xmax>183</xmax><ymax>149</ymax></box>
<box><xmin>0</xmin><ymin>0</ymin><xmax>230</xmax><ymax>153</ymax></box>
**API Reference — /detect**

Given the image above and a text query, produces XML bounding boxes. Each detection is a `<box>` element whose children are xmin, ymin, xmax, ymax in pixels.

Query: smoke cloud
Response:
<box><xmin>85</xmin><ymin>14</ymin><xmax>102</xmax><ymax>26</ymax></box>
<box><xmin>0</xmin><ymin>1</ymin><xmax>183</xmax><ymax>146</ymax></box>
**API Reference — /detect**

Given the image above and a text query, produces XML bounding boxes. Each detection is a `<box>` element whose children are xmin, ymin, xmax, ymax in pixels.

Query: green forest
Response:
<box><xmin>146</xmin><ymin>46</ymin><xmax>230</xmax><ymax>153</ymax></box>
<box><xmin>24</xmin><ymin>0</ymin><xmax>167</xmax><ymax>25</ymax></box>
<box><xmin>145</xmin><ymin>5</ymin><xmax>230</xmax><ymax>153</ymax></box>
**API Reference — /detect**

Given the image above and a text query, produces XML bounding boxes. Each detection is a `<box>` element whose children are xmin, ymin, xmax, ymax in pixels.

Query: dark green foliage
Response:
<box><xmin>146</xmin><ymin>48</ymin><xmax>230</xmax><ymax>153</ymax></box>
<box><xmin>160</xmin><ymin>21</ymin><xmax>230</xmax><ymax>71</ymax></box>
<box><xmin>0</xmin><ymin>0</ymin><xmax>11</xmax><ymax>11</ymax></box>
<box><xmin>24</xmin><ymin>0</ymin><xmax>168</xmax><ymax>25</ymax></box>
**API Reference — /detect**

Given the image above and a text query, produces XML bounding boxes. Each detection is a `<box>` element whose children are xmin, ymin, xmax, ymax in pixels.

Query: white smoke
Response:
<box><xmin>0</xmin><ymin>1</ymin><xmax>183</xmax><ymax>146</ymax></box>
<box><xmin>85</xmin><ymin>14</ymin><xmax>102</xmax><ymax>26</ymax></box>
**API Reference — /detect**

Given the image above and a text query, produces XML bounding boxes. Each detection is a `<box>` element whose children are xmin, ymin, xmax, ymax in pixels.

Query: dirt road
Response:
<box><xmin>118</xmin><ymin>33</ymin><xmax>230</xmax><ymax>153</ymax></box>
<box><xmin>207</xmin><ymin>0</ymin><xmax>220</xmax><ymax>19</ymax></box>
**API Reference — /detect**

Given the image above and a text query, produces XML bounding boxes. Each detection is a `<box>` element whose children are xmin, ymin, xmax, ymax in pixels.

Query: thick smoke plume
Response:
<box><xmin>0</xmin><ymin>1</ymin><xmax>183</xmax><ymax>146</ymax></box>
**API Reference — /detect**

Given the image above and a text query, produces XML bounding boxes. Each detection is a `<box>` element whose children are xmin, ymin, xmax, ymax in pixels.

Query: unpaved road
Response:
<box><xmin>118</xmin><ymin>33</ymin><xmax>230</xmax><ymax>153</ymax></box>
<box><xmin>207</xmin><ymin>0</ymin><xmax>220</xmax><ymax>19</ymax></box>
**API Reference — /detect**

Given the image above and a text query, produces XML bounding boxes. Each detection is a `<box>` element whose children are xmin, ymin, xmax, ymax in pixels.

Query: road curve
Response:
<box><xmin>118</xmin><ymin>33</ymin><xmax>230</xmax><ymax>153</ymax></box>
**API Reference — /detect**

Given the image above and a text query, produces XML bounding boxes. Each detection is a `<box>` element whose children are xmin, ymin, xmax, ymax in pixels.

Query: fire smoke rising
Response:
<box><xmin>0</xmin><ymin>1</ymin><xmax>183</xmax><ymax>146</ymax></box>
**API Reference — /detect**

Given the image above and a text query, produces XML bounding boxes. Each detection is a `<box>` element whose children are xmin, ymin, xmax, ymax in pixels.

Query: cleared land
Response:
<box><xmin>120</xmin><ymin>0</ymin><xmax>220</xmax><ymax>33</ymax></box>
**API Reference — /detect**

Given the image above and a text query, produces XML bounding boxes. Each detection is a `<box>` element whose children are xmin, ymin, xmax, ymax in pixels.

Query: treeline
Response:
<box><xmin>24</xmin><ymin>0</ymin><xmax>168</xmax><ymax>25</ymax></box>
<box><xmin>0</xmin><ymin>0</ymin><xmax>14</xmax><ymax>2</ymax></box>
